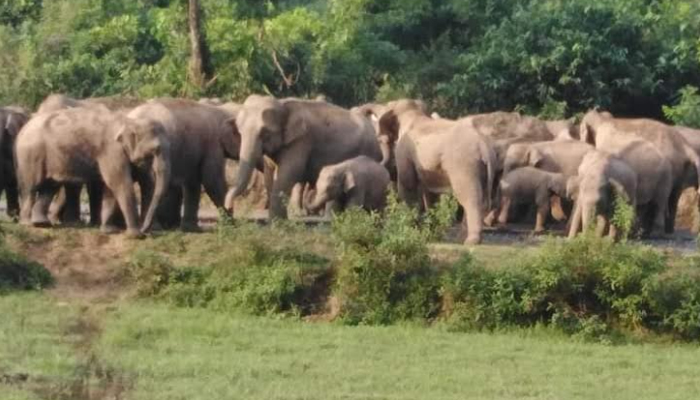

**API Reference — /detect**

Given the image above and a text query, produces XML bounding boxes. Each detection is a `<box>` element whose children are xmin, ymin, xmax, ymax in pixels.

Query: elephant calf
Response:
<box><xmin>566</xmin><ymin>151</ymin><xmax>637</xmax><ymax>239</ymax></box>
<box><xmin>495</xmin><ymin>167</ymin><xmax>568</xmax><ymax>233</ymax></box>
<box><xmin>306</xmin><ymin>156</ymin><xmax>390</xmax><ymax>213</ymax></box>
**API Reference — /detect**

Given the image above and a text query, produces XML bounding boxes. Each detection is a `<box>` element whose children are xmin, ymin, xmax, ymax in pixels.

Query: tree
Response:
<box><xmin>187</xmin><ymin>0</ymin><xmax>209</xmax><ymax>91</ymax></box>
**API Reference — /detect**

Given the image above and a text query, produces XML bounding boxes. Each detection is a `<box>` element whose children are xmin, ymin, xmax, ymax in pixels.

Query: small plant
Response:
<box><xmin>0</xmin><ymin>229</ymin><xmax>53</xmax><ymax>291</ymax></box>
<box><xmin>611</xmin><ymin>192</ymin><xmax>636</xmax><ymax>240</ymax></box>
<box><xmin>332</xmin><ymin>192</ymin><xmax>452</xmax><ymax>325</ymax></box>
<box><xmin>663</xmin><ymin>86</ymin><xmax>700</xmax><ymax>128</ymax></box>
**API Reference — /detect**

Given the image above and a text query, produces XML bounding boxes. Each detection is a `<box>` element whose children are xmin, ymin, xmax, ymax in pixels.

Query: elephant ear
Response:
<box><xmin>5</xmin><ymin>113</ymin><xmax>26</xmax><ymax>137</ymax></box>
<box><xmin>281</xmin><ymin>105</ymin><xmax>308</xmax><ymax>146</ymax></box>
<box><xmin>114</xmin><ymin>124</ymin><xmax>137</xmax><ymax>154</ymax></box>
<box><xmin>528</xmin><ymin>148</ymin><xmax>544</xmax><ymax>168</ymax></box>
<box><xmin>343</xmin><ymin>171</ymin><xmax>357</xmax><ymax>193</ymax></box>
<box><xmin>609</xmin><ymin>178</ymin><xmax>631</xmax><ymax>203</ymax></box>
<box><xmin>221</xmin><ymin>117</ymin><xmax>241</xmax><ymax>158</ymax></box>
<box><xmin>378</xmin><ymin>110</ymin><xmax>400</xmax><ymax>144</ymax></box>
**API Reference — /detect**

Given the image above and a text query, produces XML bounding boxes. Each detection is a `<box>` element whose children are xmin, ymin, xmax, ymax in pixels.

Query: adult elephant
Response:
<box><xmin>580</xmin><ymin>110</ymin><xmax>700</xmax><ymax>233</ymax></box>
<box><xmin>0</xmin><ymin>106</ymin><xmax>30</xmax><ymax>218</ymax></box>
<box><xmin>225</xmin><ymin>95</ymin><xmax>382</xmax><ymax>219</ymax></box>
<box><xmin>128</xmin><ymin>98</ymin><xmax>240</xmax><ymax>231</ymax></box>
<box><xmin>377</xmin><ymin>100</ymin><xmax>497</xmax><ymax>245</ymax></box>
<box><xmin>36</xmin><ymin>94</ymin><xmax>143</xmax><ymax>226</ymax></box>
<box><xmin>15</xmin><ymin>107</ymin><xmax>170</xmax><ymax>236</ymax></box>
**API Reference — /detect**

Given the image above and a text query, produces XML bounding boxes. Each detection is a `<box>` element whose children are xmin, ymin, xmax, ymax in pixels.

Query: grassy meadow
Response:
<box><xmin>1</xmin><ymin>212</ymin><xmax>699</xmax><ymax>399</ymax></box>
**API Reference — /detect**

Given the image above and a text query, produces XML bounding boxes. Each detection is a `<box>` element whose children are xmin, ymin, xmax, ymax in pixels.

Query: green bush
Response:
<box><xmin>441</xmin><ymin>234</ymin><xmax>667</xmax><ymax>340</ymax></box>
<box><xmin>663</xmin><ymin>86</ymin><xmax>700</xmax><ymax>128</ymax></box>
<box><xmin>647</xmin><ymin>264</ymin><xmax>700</xmax><ymax>340</ymax></box>
<box><xmin>332</xmin><ymin>192</ymin><xmax>456</xmax><ymax>325</ymax></box>
<box><xmin>0</xmin><ymin>233</ymin><xmax>53</xmax><ymax>291</ymax></box>
<box><xmin>128</xmin><ymin>229</ymin><xmax>331</xmax><ymax>316</ymax></box>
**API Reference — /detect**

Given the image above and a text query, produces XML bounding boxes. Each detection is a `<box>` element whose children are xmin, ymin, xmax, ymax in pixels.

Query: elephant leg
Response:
<box><xmin>396</xmin><ymin>165</ymin><xmax>421</xmax><ymax>209</ymax></box>
<box><xmin>450</xmin><ymin>170</ymin><xmax>484</xmax><ymax>245</ymax></box>
<box><xmin>19</xmin><ymin>182</ymin><xmax>36</xmax><ymax>227</ymax></box>
<box><xmin>288</xmin><ymin>183</ymin><xmax>305</xmax><ymax>216</ymax></box>
<box><xmin>5</xmin><ymin>179</ymin><xmax>19</xmax><ymax>218</ymax></box>
<box><xmin>87</xmin><ymin>181</ymin><xmax>103</xmax><ymax>227</ymax></box>
<box><xmin>665</xmin><ymin>186</ymin><xmax>682</xmax><ymax>234</ymax></box>
<box><xmin>48</xmin><ymin>186</ymin><xmax>65</xmax><ymax>224</ymax></box>
<box><xmin>595</xmin><ymin>214</ymin><xmax>608</xmax><ymax>237</ymax></box>
<box><xmin>100</xmin><ymin>188</ymin><xmax>120</xmax><ymax>234</ymax></box>
<box><xmin>32</xmin><ymin>182</ymin><xmax>59</xmax><ymax>227</ymax></box>
<box><xmin>99</xmin><ymin>163</ymin><xmax>140</xmax><ymax>237</ymax></box>
<box><xmin>497</xmin><ymin>196</ymin><xmax>511</xmax><ymax>225</ymax></box>
<box><xmin>534</xmin><ymin>196</ymin><xmax>550</xmax><ymax>234</ymax></box>
<box><xmin>181</xmin><ymin>181</ymin><xmax>202</xmax><ymax>232</ymax></box>
<box><xmin>269</xmin><ymin>151</ymin><xmax>308</xmax><ymax>220</ymax></box>
<box><xmin>157</xmin><ymin>187</ymin><xmax>182</xmax><ymax>230</ymax></box>
<box><xmin>61</xmin><ymin>184</ymin><xmax>82</xmax><ymax>225</ymax></box>
<box><xmin>568</xmin><ymin>201</ymin><xmax>582</xmax><ymax>239</ymax></box>
<box><xmin>550</xmin><ymin>195</ymin><xmax>566</xmax><ymax>221</ymax></box>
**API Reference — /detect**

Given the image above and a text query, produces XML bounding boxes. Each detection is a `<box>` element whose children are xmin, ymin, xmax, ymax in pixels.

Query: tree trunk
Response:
<box><xmin>188</xmin><ymin>0</ymin><xmax>206</xmax><ymax>90</ymax></box>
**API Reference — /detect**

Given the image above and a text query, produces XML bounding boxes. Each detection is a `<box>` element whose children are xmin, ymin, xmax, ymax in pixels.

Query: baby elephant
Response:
<box><xmin>306</xmin><ymin>156</ymin><xmax>390</xmax><ymax>214</ymax></box>
<box><xmin>495</xmin><ymin>167</ymin><xmax>568</xmax><ymax>233</ymax></box>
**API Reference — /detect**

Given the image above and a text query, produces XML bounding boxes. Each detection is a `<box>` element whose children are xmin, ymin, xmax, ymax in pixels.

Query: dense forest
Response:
<box><xmin>1</xmin><ymin>0</ymin><xmax>700</xmax><ymax>123</ymax></box>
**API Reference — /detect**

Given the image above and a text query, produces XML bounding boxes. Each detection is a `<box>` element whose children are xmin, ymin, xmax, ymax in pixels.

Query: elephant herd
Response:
<box><xmin>2</xmin><ymin>94</ymin><xmax>700</xmax><ymax>245</ymax></box>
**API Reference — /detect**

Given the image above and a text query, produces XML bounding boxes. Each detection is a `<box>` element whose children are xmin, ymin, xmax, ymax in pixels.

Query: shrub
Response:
<box><xmin>441</xmin><ymin>234</ymin><xmax>667</xmax><ymax>340</ymax></box>
<box><xmin>0</xmin><ymin>233</ymin><xmax>53</xmax><ymax>291</ymax></box>
<box><xmin>128</xmin><ymin>228</ymin><xmax>331</xmax><ymax>316</ymax></box>
<box><xmin>332</xmin><ymin>192</ymin><xmax>456</xmax><ymax>325</ymax></box>
<box><xmin>647</xmin><ymin>262</ymin><xmax>700</xmax><ymax>340</ymax></box>
<box><xmin>663</xmin><ymin>86</ymin><xmax>700</xmax><ymax>128</ymax></box>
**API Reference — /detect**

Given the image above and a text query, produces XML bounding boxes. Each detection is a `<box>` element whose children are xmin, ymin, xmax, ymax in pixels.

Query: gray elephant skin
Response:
<box><xmin>128</xmin><ymin>98</ymin><xmax>240</xmax><ymax>231</ymax></box>
<box><xmin>377</xmin><ymin>100</ymin><xmax>497</xmax><ymax>245</ymax></box>
<box><xmin>580</xmin><ymin>110</ymin><xmax>700</xmax><ymax>233</ymax></box>
<box><xmin>0</xmin><ymin>106</ymin><xmax>30</xmax><ymax>218</ymax></box>
<box><xmin>306</xmin><ymin>155</ymin><xmax>390</xmax><ymax>214</ymax></box>
<box><xmin>15</xmin><ymin>107</ymin><xmax>171</xmax><ymax>237</ymax></box>
<box><xmin>567</xmin><ymin>151</ymin><xmax>637</xmax><ymax>239</ymax></box>
<box><xmin>496</xmin><ymin>167</ymin><xmax>568</xmax><ymax>233</ymax></box>
<box><xmin>225</xmin><ymin>95</ymin><xmax>382</xmax><ymax>220</ymax></box>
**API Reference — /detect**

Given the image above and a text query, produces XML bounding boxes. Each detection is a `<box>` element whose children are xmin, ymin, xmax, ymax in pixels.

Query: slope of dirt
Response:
<box><xmin>6</xmin><ymin>227</ymin><xmax>134</xmax><ymax>302</ymax></box>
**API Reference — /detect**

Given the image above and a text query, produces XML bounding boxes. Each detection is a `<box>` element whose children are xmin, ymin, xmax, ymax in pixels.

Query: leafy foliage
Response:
<box><xmin>0</xmin><ymin>0</ymin><xmax>698</xmax><ymax>118</ymax></box>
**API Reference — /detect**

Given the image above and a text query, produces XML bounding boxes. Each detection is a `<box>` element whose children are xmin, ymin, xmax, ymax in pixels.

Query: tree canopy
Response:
<box><xmin>1</xmin><ymin>0</ymin><xmax>699</xmax><ymax>121</ymax></box>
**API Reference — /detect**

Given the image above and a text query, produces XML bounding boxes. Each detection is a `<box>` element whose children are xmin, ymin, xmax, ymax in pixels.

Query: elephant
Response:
<box><xmin>15</xmin><ymin>107</ymin><xmax>171</xmax><ymax>237</ymax></box>
<box><xmin>224</xmin><ymin>95</ymin><xmax>382</xmax><ymax>220</ymax></box>
<box><xmin>36</xmin><ymin>94</ymin><xmax>143</xmax><ymax>226</ymax></box>
<box><xmin>376</xmin><ymin>100</ymin><xmax>497</xmax><ymax>245</ymax></box>
<box><xmin>494</xmin><ymin>167</ymin><xmax>568</xmax><ymax>233</ymax></box>
<box><xmin>503</xmin><ymin>140</ymin><xmax>593</xmax><ymax>176</ymax></box>
<box><xmin>127</xmin><ymin>98</ymin><xmax>240</xmax><ymax>231</ymax></box>
<box><xmin>580</xmin><ymin>109</ymin><xmax>700</xmax><ymax>233</ymax></box>
<box><xmin>0</xmin><ymin>106</ymin><xmax>30</xmax><ymax>218</ymax></box>
<box><xmin>567</xmin><ymin>151</ymin><xmax>637</xmax><ymax>239</ymax></box>
<box><xmin>305</xmin><ymin>156</ymin><xmax>391</xmax><ymax>214</ymax></box>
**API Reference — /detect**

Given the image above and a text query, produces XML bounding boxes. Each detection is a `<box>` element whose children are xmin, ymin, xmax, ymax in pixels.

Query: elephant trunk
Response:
<box><xmin>307</xmin><ymin>192</ymin><xmax>329</xmax><ymax>213</ymax></box>
<box><xmin>225</xmin><ymin>137</ymin><xmax>263</xmax><ymax>210</ymax></box>
<box><xmin>141</xmin><ymin>152</ymin><xmax>170</xmax><ymax>233</ymax></box>
<box><xmin>379</xmin><ymin>140</ymin><xmax>392</xmax><ymax>167</ymax></box>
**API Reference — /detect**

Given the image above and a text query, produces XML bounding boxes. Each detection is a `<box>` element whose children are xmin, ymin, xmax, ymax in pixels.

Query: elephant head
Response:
<box><xmin>306</xmin><ymin>165</ymin><xmax>355</xmax><ymax>213</ymax></box>
<box><xmin>225</xmin><ymin>95</ymin><xmax>304</xmax><ymax>208</ymax></box>
<box><xmin>578</xmin><ymin>177</ymin><xmax>630</xmax><ymax>235</ymax></box>
<box><xmin>117</xmin><ymin>117</ymin><xmax>171</xmax><ymax>233</ymax></box>
<box><xmin>502</xmin><ymin>144</ymin><xmax>546</xmax><ymax>174</ymax></box>
<box><xmin>579</xmin><ymin>109</ymin><xmax>613</xmax><ymax>146</ymax></box>
<box><xmin>1</xmin><ymin>109</ymin><xmax>28</xmax><ymax>158</ymax></box>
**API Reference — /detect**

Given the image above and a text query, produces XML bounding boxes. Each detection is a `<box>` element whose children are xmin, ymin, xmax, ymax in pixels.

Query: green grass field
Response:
<box><xmin>2</xmin><ymin>293</ymin><xmax>700</xmax><ymax>400</ymax></box>
<box><xmin>1</xmin><ymin>222</ymin><xmax>700</xmax><ymax>400</ymax></box>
